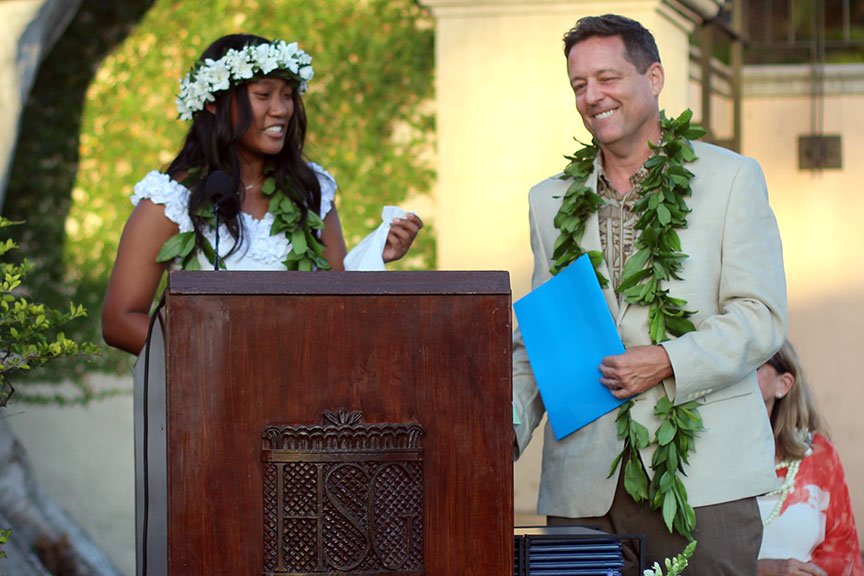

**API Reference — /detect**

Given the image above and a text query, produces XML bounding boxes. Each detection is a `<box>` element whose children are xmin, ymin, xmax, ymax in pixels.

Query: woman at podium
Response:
<box><xmin>100</xmin><ymin>34</ymin><xmax>423</xmax><ymax>576</ymax></box>
<box><xmin>101</xmin><ymin>33</ymin><xmax>422</xmax><ymax>355</ymax></box>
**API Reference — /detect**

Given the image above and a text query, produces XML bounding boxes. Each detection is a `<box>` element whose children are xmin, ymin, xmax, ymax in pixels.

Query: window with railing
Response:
<box><xmin>745</xmin><ymin>0</ymin><xmax>864</xmax><ymax>64</ymax></box>
<box><xmin>688</xmin><ymin>1</ymin><xmax>863</xmax><ymax>165</ymax></box>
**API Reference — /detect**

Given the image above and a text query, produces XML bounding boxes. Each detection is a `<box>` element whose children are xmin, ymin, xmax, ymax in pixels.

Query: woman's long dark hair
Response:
<box><xmin>166</xmin><ymin>34</ymin><xmax>322</xmax><ymax>257</ymax></box>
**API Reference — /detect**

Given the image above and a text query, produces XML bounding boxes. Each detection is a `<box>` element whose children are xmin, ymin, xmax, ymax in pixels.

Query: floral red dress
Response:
<box><xmin>758</xmin><ymin>433</ymin><xmax>863</xmax><ymax>576</ymax></box>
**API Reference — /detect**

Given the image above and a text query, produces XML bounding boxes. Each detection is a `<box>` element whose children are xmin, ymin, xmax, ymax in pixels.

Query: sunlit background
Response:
<box><xmin>2</xmin><ymin>0</ymin><xmax>863</xmax><ymax>573</ymax></box>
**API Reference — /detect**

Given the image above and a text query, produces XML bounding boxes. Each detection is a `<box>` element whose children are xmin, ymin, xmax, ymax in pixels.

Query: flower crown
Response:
<box><xmin>176</xmin><ymin>40</ymin><xmax>314</xmax><ymax>121</ymax></box>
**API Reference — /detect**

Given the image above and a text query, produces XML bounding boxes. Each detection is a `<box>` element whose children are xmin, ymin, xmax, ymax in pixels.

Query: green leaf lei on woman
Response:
<box><xmin>155</xmin><ymin>166</ymin><xmax>329</xmax><ymax>272</ymax></box>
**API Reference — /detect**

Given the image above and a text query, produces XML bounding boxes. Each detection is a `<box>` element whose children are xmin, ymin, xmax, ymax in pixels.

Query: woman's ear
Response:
<box><xmin>205</xmin><ymin>102</ymin><xmax>216</xmax><ymax>115</ymax></box>
<box><xmin>778</xmin><ymin>372</ymin><xmax>796</xmax><ymax>398</ymax></box>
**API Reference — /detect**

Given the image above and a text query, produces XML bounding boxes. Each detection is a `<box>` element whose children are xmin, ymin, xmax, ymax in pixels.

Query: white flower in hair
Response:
<box><xmin>176</xmin><ymin>97</ymin><xmax>191</xmax><ymax>120</ymax></box>
<box><xmin>205</xmin><ymin>58</ymin><xmax>231</xmax><ymax>92</ymax></box>
<box><xmin>188</xmin><ymin>79</ymin><xmax>210</xmax><ymax>110</ymax></box>
<box><xmin>191</xmin><ymin>76</ymin><xmax>209</xmax><ymax>98</ymax></box>
<box><xmin>222</xmin><ymin>50</ymin><xmax>240</xmax><ymax>72</ymax></box>
<box><xmin>176</xmin><ymin>38</ymin><xmax>314</xmax><ymax>121</ymax></box>
<box><xmin>254</xmin><ymin>44</ymin><xmax>280</xmax><ymax>74</ymax></box>
<box><xmin>231</xmin><ymin>55</ymin><xmax>256</xmax><ymax>80</ymax></box>
<box><xmin>283</xmin><ymin>41</ymin><xmax>299</xmax><ymax>58</ymax></box>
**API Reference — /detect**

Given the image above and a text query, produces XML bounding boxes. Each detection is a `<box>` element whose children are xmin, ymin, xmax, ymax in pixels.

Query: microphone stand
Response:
<box><xmin>204</xmin><ymin>169</ymin><xmax>234</xmax><ymax>270</ymax></box>
<box><xmin>213</xmin><ymin>203</ymin><xmax>221</xmax><ymax>271</ymax></box>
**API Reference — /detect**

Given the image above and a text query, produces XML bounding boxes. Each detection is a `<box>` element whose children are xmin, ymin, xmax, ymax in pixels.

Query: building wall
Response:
<box><xmin>740</xmin><ymin>64</ymin><xmax>864</xmax><ymax>543</ymax></box>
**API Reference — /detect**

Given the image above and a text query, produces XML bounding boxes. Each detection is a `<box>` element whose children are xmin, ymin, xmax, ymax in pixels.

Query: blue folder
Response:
<box><xmin>514</xmin><ymin>254</ymin><xmax>626</xmax><ymax>440</ymax></box>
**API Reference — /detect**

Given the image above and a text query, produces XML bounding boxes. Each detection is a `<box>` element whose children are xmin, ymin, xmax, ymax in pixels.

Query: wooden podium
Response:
<box><xmin>161</xmin><ymin>270</ymin><xmax>513</xmax><ymax>575</ymax></box>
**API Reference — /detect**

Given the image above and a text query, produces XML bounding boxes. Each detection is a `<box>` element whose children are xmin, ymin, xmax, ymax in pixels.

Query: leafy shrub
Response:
<box><xmin>0</xmin><ymin>527</ymin><xmax>8</xmax><ymax>558</ymax></box>
<box><xmin>0</xmin><ymin>218</ymin><xmax>99</xmax><ymax>406</ymax></box>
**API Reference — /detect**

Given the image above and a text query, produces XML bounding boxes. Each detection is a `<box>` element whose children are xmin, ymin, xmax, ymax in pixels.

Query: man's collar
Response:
<box><xmin>595</xmin><ymin>146</ymin><xmax>655</xmax><ymax>193</ymax></box>
<box><xmin>595</xmin><ymin>128</ymin><xmax>664</xmax><ymax>182</ymax></box>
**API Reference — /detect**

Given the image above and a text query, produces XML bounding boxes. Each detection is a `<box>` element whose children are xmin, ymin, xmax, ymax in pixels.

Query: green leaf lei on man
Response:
<box><xmin>551</xmin><ymin>109</ymin><xmax>706</xmax><ymax>540</ymax></box>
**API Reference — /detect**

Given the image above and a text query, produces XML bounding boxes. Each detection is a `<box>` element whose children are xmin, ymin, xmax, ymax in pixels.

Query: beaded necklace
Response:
<box><xmin>764</xmin><ymin>459</ymin><xmax>802</xmax><ymax>525</ymax></box>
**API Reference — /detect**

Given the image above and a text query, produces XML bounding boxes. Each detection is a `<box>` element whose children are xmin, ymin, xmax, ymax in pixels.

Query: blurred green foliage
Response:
<box><xmin>0</xmin><ymin>218</ymin><xmax>101</xmax><ymax>405</ymax></box>
<box><xmin>4</xmin><ymin>0</ymin><xmax>436</xmax><ymax>382</ymax></box>
<box><xmin>0</xmin><ymin>528</ymin><xmax>7</xmax><ymax>559</ymax></box>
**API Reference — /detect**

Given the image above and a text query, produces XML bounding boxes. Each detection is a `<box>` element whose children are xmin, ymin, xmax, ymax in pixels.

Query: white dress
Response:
<box><xmin>130</xmin><ymin>162</ymin><xmax>337</xmax><ymax>270</ymax></box>
<box><xmin>130</xmin><ymin>163</ymin><xmax>337</xmax><ymax>576</ymax></box>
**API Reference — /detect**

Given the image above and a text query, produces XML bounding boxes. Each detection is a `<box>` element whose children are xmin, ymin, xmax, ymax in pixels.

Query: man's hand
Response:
<box><xmin>599</xmin><ymin>345</ymin><xmax>673</xmax><ymax>399</ymax></box>
<box><xmin>757</xmin><ymin>559</ymin><xmax>828</xmax><ymax>576</ymax></box>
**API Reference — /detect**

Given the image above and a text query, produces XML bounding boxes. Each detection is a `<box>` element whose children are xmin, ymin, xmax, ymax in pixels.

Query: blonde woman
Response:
<box><xmin>757</xmin><ymin>340</ymin><xmax>863</xmax><ymax>576</ymax></box>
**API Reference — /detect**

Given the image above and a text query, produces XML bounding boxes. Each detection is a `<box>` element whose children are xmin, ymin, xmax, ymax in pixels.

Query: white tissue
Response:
<box><xmin>343</xmin><ymin>206</ymin><xmax>410</xmax><ymax>271</ymax></box>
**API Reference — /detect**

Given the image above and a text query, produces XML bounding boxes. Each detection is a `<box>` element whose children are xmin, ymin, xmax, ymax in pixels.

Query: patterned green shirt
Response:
<box><xmin>596</xmin><ymin>164</ymin><xmax>648</xmax><ymax>299</ymax></box>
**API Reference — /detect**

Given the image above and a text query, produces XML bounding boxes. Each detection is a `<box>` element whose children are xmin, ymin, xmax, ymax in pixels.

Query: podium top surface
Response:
<box><xmin>167</xmin><ymin>270</ymin><xmax>511</xmax><ymax>296</ymax></box>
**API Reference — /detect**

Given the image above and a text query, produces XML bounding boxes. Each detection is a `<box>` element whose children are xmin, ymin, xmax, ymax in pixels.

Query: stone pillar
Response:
<box><xmin>420</xmin><ymin>0</ymin><xmax>706</xmax><ymax>519</ymax></box>
<box><xmin>0</xmin><ymin>0</ymin><xmax>81</xmax><ymax>207</ymax></box>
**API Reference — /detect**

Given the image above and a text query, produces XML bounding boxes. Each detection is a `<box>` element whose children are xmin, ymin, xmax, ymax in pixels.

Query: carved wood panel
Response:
<box><xmin>262</xmin><ymin>410</ymin><xmax>424</xmax><ymax>575</ymax></box>
<box><xmin>166</xmin><ymin>271</ymin><xmax>513</xmax><ymax>575</ymax></box>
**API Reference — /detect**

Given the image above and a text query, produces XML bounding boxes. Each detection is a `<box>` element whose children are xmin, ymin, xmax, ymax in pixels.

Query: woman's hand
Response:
<box><xmin>383</xmin><ymin>213</ymin><xmax>423</xmax><ymax>263</ymax></box>
<box><xmin>758</xmin><ymin>559</ymin><xmax>828</xmax><ymax>576</ymax></box>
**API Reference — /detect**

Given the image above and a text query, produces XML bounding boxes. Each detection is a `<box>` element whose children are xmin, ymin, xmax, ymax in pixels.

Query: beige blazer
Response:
<box><xmin>513</xmin><ymin>141</ymin><xmax>787</xmax><ymax>518</ymax></box>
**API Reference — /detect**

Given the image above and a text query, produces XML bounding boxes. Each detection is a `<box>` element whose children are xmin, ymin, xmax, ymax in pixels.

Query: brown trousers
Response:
<box><xmin>548</xmin><ymin>468</ymin><xmax>762</xmax><ymax>576</ymax></box>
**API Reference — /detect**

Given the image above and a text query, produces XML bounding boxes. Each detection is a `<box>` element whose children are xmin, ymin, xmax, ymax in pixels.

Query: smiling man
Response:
<box><xmin>512</xmin><ymin>14</ymin><xmax>788</xmax><ymax>574</ymax></box>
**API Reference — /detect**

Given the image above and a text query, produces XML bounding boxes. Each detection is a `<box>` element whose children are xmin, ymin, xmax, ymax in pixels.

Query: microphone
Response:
<box><xmin>204</xmin><ymin>170</ymin><xmax>238</xmax><ymax>270</ymax></box>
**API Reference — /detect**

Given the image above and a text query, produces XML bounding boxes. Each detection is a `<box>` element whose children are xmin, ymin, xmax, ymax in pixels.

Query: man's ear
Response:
<box><xmin>205</xmin><ymin>102</ymin><xmax>216</xmax><ymax>115</ymax></box>
<box><xmin>648</xmin><ymin>62</ymin><xmax>665</xmax><ymax>97</ymax></box>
